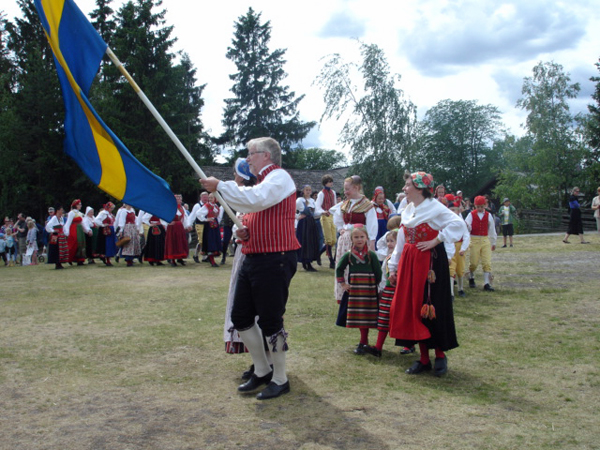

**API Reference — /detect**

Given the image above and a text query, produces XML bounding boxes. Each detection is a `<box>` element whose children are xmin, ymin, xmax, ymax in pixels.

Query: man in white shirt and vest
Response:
<box><xmin>201</xmin><ymin>137</ymin><xmax>300</xmax><ymax>400</ymax></box>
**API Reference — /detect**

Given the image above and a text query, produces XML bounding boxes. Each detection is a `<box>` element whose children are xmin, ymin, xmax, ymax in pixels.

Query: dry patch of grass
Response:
<box><xmin>1</xmin><ymin>235</ymin><xmax>599</xmax><ymax>449</ymax></box>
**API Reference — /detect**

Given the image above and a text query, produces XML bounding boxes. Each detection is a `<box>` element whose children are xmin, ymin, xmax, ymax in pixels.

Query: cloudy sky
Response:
<box><xmin>4</xmin><ymin>0</ymin><xmax>600</xmax><ymax>160</ymax></box>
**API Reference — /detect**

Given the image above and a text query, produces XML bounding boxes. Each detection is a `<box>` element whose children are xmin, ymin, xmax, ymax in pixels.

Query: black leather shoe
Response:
<box><xmin>177</xmin><ymin>259</ymin><xmax>186</xmax><ymax>266</ymax></box>
<box><xmin>354</xmin><ymin>343</ymin><xmax>367</xmax><ymax>355</ymax></box>
<box><xmin>306</xmin><ymin>264</ymin><xmax>317</xmax><ymax>272</ymax></box>
<box><xmin>405</xmin><ymin>360</ymin><xmax>432</xmax><ymax>374</ymax></box>
<box><xmin>256</xmin><ymin>381</ymin><xmax>290</xmax><ymax>400</ymax></box>
<box><xmin>434</xmin><ymin>356</ymin><xmax>448</xmax><ymax>377</ymax></box>
<box><xmin>329</xmin><ymin>260</ymin><xmax>336</xmax><ymax>269</ymax></box>
<box><xmin>238</xmin><ymin>371</ymin><xmax>273</xmax><ymax>392</ymax></box>
<box><xmin>365</xmin><ymin>346</ymin><xmax>382</xmax><ymax>357</ymax></box>
<box><xmin>483</xmin><ymin>284</ymin><xmax>495</xmax><ymax>292</ymax></box>
<box><xmin>469</xmin><ymin>278</ymin><xmax>476</xmax><ymax>288</ymax></box>
<box><xmin>241</xmin><ymin>364</ymin><xmax>255</xmax><ymax>381</ymax></box>
<box><xmin>458</xmin><ymin>290</ymin><xmax>466</xmax><ymax>297</ymax></box>
<box><xmin>193</xmin><ymin>255</ymin><xmax>199</xmax><ymax>263</ymax></box>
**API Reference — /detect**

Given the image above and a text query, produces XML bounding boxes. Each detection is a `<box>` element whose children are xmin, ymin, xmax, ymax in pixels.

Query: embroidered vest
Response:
<box><xmin>322</xmin><ymin>188</ymin><xmax>335</xmax><ymax>210</ymax></box>
<box><xmin>243</xmin><ymin>165</ymin><xmax>300</xmax><ymax>254</ymax></box>
<box><xmin>402</xmin><ymin>223</ymin><xmax>439</xmax><ymax>244</ymax></box>
<box><xmin>470</xmin><ymin>211</ymin><xmax>489</xmax><ymax>236</ymax></box>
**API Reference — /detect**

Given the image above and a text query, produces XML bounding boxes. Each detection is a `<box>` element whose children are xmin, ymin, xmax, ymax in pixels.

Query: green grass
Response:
<box><xmin>0</xmin><ymin>234</ymin><xmax>599</xmax><ymax>449</ymax></box>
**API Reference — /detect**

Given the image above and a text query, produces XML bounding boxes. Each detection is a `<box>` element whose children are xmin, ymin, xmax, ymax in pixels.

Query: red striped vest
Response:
<box><xmin>470</xmin><ymin>211</ymin><xmax>489</xmax><ymax>236</ymax></box>
<box><xmin>242</xmin><ymin>165</ymin><xmax>301</xmax><ymax>254</ymax></box>
<box><xmin>321</xmin><ymin>188</ymin><xmax>335</xmax><ymax>210</ymax></box>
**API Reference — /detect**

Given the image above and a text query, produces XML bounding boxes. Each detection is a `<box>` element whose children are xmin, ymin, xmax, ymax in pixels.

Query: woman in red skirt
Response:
<box><xmin>165</xmin><ymin>194</ymin><xmax>189</xmax><ymax>267</ymax></box>
<box><xmin>388</xmin><ymin>172</ymin><xmax>467</xmax><ymax>376</ymax></box>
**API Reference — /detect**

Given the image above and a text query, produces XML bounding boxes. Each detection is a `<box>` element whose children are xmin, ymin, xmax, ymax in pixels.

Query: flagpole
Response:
<box><xmin>105</xmin><ymin>47</ymin><xmax>243</xmax><ymax>229</ymax></box>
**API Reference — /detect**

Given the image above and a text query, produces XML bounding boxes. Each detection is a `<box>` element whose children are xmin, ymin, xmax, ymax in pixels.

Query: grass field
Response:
<box><xmin>1</xmin><ymin>234</ymin><xmax>599</xmax><ymax>449</ymax></box>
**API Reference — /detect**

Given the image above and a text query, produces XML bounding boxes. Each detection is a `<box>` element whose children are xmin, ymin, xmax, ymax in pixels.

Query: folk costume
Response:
<box><xmin>215</xmin><ymin>160</ymin><xmax>300</xmax><ymax>399</ymax></box>
<box><xmin>65</xmin><ymin>200</ymin><xmax>86</xmax><ymax>265</ymax></box>
<box><xmin>82</xmin><ymin>207</ymin><xmax>98</xmax><ymax>264</ymax></box>
<box><xmin>142</xmin><ymin>213</ymin><xmax>167</xmax><ymax>265</ymax></box>
<box><xmin>465</xmin><ymin>196</ymin><xmax>497</xmax><ymax>291</ymax></box>
<box><xmin>372</xmin><ymin>187</ymin><xmax>394</xmax><ymax>244</ymax></box>
<box><xmin>566</xmin><ymin>194</ymin><xmax>584</xmax><ymax>236</ymax></box>
<box><xmin>336</xmin><ymin>243</ymin><xmax>382</xmax><ymax>353</ymax></box>
<box><xmin>197</xmin><ymin>200</ymin><xmax>224</xmax><ymax>267</ymax></box>
<box><xmin>116</xmin><ymin>207</ymin><xmax>142</xmax><ymax>266</ymax></box>
<box><xmin>448</xmin><ymin>216</ymin><xmax>470</xmax><ymax>297</ymax></box>
<box><xmin>164</xmin><ymin>204</ymin><xmax>188</xmax><ymax>266</ymax></box>
<box><xmin>388</xmin><ymin>173</ymin><xmax>467</xmax><ymax>375</ymax></box>
<box><xmin>315</xmin><ymin>186</ymin><xmax>337</xmax><ymax>268</ymax></box>
<box><xmin>45</xmin><ymin>215</ymin><xmax>69</xmax><ymax>269</ymax></box>
<box><xmin>295</xmin><ymin>194</ymin><xmax>320</xmax><ymax>271</ymax></box>
<box><xmin>188</xmin><ymin>199</ymin><xmax>208</xmax><ymax>263</ymax></box>
<box><xmin>94</xmin><ymin>204</ymin><xmax>118</xmax><ymax>265</ymax></box>
<box><xmin>333</xmin><ymin>196</ymin><xmax>377</xmax><ymax>302</ymax></box>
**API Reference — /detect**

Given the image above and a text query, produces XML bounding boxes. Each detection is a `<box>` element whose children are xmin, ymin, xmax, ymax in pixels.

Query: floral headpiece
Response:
<box><xmin>411</xmin><ymin>172</ymin><xmax>434</xmax><ymax>192</ymax></box>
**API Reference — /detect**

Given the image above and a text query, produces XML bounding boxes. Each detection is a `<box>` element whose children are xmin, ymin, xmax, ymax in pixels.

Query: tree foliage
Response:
<box><xmin>495</xmin><ymin>61</ymin><xmax>586</xmax><ymax>208</ymax></box>
<box><xmin>415</xmin><ymin>99</ymin><xmax>504</xmax><ymax>195</ymax></box>
<box><xmin>315</xmin><ymin>41</ymin><xmax>418</xmax><ymax>195</ymax></box>
<box><xmin>0</xmin><ymin>0</ymin><xmax>212</xmax><ymax>219</ymax></box>
<box><xmin>221</xmin><ymin>8</ymin><xmax>315</xmax><ymax>157</ymax></box>
<box><xmin>282</xmin><ymin>148</ymin><xmax>347</xmax><ymax>170</ymax></box>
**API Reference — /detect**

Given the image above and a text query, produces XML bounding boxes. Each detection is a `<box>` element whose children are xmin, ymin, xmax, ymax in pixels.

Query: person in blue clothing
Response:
<box><xmin>563</xmin><ymin>187</ymin><xmax>589</xmax><ymax>244</ymax></box>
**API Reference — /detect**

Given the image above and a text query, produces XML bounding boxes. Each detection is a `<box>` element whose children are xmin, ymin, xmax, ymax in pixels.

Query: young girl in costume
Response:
<box><xmin>26</xmin><ymin>219</ymin><xmax>39</xmax><ymax>265</ymax></box>
<box><xmin>336</xmin><ymin>225</ymin><xmax>382</xmax><ymax>355</ymax></box>
<box><xmin>197</xmin><ymin>193</ymin><xmax>224</xmax><ymax>267</ymax></box>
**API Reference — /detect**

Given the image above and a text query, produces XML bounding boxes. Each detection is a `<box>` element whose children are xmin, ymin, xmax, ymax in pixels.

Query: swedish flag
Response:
<box><xmin>34</xmin><ymin>0</ymin><xmax>177</xmax><ymax>221</ymax></box>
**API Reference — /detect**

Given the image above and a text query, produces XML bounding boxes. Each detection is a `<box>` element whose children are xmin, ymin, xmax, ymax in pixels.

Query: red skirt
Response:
<box><xmin>164</xmin><ymin>221</ymin><xmax>188</xmax><ymax>259</ymax></box>
<box><xmin>388</xmin><ymin>243</ymin><xmax>432</xmax><ymax>341</ymax></box>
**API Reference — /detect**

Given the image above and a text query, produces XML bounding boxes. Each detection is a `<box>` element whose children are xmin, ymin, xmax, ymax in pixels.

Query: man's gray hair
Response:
<box><xmin>247</xmin><ymin>137</ymin><xmax>281</xmax><ymax>166</ymax></box>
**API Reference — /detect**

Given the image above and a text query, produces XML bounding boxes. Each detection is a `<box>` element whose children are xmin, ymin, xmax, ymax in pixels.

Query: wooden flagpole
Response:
<box><xmin>105</xmin><ymin>47</ymin><xmax>243</xmax><ymax>228</ymax></box>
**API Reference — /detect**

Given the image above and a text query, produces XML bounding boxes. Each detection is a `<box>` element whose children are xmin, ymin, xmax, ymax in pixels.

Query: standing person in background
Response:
<box><xmin>165</xmin><ymin>194</ymin><xmax>189</xmax><ymax>267</ymax></box>
<box><xmin>200</xmin><ymin>137</ymin><xmax>300</xmax><ymax>400</ymax></box>
<box><xmin>434</xmin><ymin>185</ymin><xmax>446</xmax><ymax>201</ymax></box>
<box><xmin>315</xmin><ymin>174</ymin><xmax>338</xmax><ymax>269</ymax></box>
<box><xmin>25</xmin><ymin>218</ymin><xmax>39</xmax><ymax>265</ymax></box>
<box><xmin>498</xmin><ymin>198</ymin><xmax>517</xmax><ymax>248</ymax></box>
<box><xmin>563</xmin><ymin>187</ymin><xmax>589</xmax><ymax>244</ymax></box>
<box><xmin>296</xmin><ymin>185</ymin><xmax>319</xmax><ymax>272</ymax></box>
<box><xmin>372</xmin><ymin>187</ymin><xmax>393</xmax><ymax>246</ymax></box>
<box><xmin>466</xmin><ymin>196</ymin><xmax>497</xmax><ymax>291</ymax></box>
<box><xmin>188</xmin><ymin>192</ymin><xmax>210</xmax><ymax>263</ymax></box>
<box><xmin>333</xmin><ymin>175</ymin><xmax>377</xmax><ymax>305</ymax></box>
<box><xmin>116</xmin><ymin>204</ymin><xmax>142</xmax><ymax>267</ymax></box>
<box><xmin>220</xmin><ymin>203</ymin><xmax>235</xmax><ymax>266</ymax></box>
<box><xmin>95</xmin><ymin>202</ymin><xmax>117</xmax><ymax>267</ymax></box>
<box><xmin>142</xmin><ymin>213</ymin><xmax>167</xmax><ymax>266</ymax></box>
<box><xmin>65</xmin><ymin>199</ymin><xmax>86</xmax><ymax>265</ymax></box>
<box><xmin>46</xmin><ymin>206</ymin><xmax>69</xmax><ymax>270</ymax></box>
<box><xmin>82</xmin><ymin>207</ymin><xmax>97</xmax><ymax>264</ymax></box>
<box><xmin>196</xmin><ymin>193</ymin><xmax>224</xmax><ymax>268</ymax></box>
<box><xmin>592</xmin><ymin>187</ymin><xmax>600</xmax><ymax>234</ymax></box>
<box><xmin>15</xmin><ymin>213</ymin><xmax>27</xmax><ymax>265</ymax></box>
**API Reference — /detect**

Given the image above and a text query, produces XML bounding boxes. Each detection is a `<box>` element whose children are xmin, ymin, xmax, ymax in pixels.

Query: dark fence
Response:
<box><xmin>517</xmin><ymin>209</ymin><xmax>597</xmax><ymax>234</ymax></box>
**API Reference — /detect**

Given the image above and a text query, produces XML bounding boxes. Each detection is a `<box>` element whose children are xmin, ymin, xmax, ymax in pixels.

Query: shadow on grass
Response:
<box><xmin>251</xmin><ymin>376</ymin><xmax>391</xmax><ymax>450</ymax></box>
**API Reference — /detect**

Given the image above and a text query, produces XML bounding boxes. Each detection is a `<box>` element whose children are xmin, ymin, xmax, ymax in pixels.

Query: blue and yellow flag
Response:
<box><xmin>34</xmin><ymin>0</ymin><xmax>177</xmax><ymax>222</ymax></box>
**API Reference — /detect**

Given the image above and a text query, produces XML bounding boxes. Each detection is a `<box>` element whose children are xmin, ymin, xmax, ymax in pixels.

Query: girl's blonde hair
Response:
<box><xmin>386</xmin><ymin>229</ymin><xmax>398</xmax><ymax>242</ymax></box>
<box><xmin>350</xmin><ymin>225</ymin><xmax>368</xmax><ymax>240</ymax></box>
<box><xmin>387</xmin><ymin>215</ymin><xmax>401</xmax><ymax>230</ymax></box>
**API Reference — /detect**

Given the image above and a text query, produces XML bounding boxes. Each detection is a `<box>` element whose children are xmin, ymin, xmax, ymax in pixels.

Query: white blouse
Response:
<box><xmin>388</xmin><ymin>198</ymin><xmax>467</xmax><ymax>274</ymax></box>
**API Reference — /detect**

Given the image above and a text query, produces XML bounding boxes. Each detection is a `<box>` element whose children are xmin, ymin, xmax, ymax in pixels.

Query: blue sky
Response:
<box><xmin>4</xmin><ymin>0</ymin><xmax>599</xmax><ymax>159</ymax></box>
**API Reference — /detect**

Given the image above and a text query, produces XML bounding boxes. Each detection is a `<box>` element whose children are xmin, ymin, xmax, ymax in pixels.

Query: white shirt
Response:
<box><xmin>115</xmin><ymin>207</ymin><xmax>136</xmax><ymax>230</ymax></box>
<box><xmin>45</xmin><ymin>216</ymin><xmax>65</xmax><ymax>233</ymax></box>
<box><xmin>197</xmin><ymin>203</ymin><xmax>224</xmax><ymax>223</ymax></box>
<box><xmin>388</xmin><ymin>198</ymin><xmax>467</xmax><ymax>274</ymax></box>
<box><xmin>464</xmin><ymin>211</ymin><xmax>498</xmax><ymax>247</ymax></box>
<box><xmin>94</xmin><ymin>210</ymin><xmax>113</xmax><ymax>227</ymax></box>
<box><xmin>296</xmin><ymin>197</ymin><xmax>317</xmax><ymax>222</ymax></box>
<box><xmin>216</xmin><ymin>164</ymin><xmax>296</xmax><ymax>214</ymax></box>
<box><xmin>333</xmin><ymin>197</ymin><xmax>378</xmax><ymax>241</ymax></box>
<box><xmin>142</xmin><ymin>212</ymin><xmax>168</xmax><ymax>227</ymax></box>
<box><xmin>114</xmin><ymin>207</ymin><xmax>127</xmax><ymax>232</ymax></box>
<box><xmin>63</xmin><ymin>209</ymin><xmax>84</xmax><ymax>236</ymax></box>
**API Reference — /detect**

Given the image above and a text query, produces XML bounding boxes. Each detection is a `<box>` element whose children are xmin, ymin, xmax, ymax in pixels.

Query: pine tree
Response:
<box><xmin>96</xmin><ymin>0</ymin><xmax>212</xmax><ymax>197</ymax></box>
<box><xmin>221</xmin><ymin>8</ymin><xmax>315</xmax><ymax>156</ymax></box>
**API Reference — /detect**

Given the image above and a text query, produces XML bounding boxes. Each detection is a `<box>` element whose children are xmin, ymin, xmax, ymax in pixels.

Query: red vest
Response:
<box><xmin>321</xmin><ymin>188</ymin><xmax>335</xmax><ymax>210</ymax></box>
<box><xmin>242</xmin><ymin>165</ymin><xmax>301</xmax><ymax>254</ymax></box>
<box><xmin>470</xmin><ymin>211</ymin><xmax>489</xmax><ymax>236</ymax></box>
<box><xmin>125</xmin><ymin>211</ymin><xmax>136</xmax><ymax>224</ymax></box>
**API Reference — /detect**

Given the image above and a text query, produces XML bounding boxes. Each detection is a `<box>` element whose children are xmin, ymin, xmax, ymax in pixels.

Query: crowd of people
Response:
<box><xmin>3</xmin><ymin>135</ymin><xmax>599</xmax><ymax>402</ymax></box>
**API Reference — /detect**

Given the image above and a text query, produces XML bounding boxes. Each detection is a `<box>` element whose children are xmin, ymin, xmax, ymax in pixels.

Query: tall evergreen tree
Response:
<box><xmin>221</xmin><ymin>8</ymin><xmax>315</xmax><ymax>156</ymax></box>
<box><xmin>96</xmin><ymin>0</ymin><xmax>212</xmax><ymax>197</ymax></box>
<box><xmin>3</xmin><ymin>0</ymin><xmax>87</xmax><ymax>219</ymax></box>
